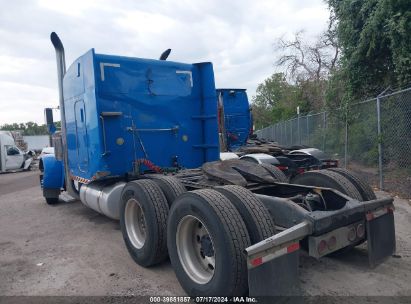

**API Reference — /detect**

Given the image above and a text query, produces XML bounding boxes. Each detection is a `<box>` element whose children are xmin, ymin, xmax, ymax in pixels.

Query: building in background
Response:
<box><xmin>23</xmin><ymin>135</ymin><xmax>50</xmax><ymax>151</ymax></box>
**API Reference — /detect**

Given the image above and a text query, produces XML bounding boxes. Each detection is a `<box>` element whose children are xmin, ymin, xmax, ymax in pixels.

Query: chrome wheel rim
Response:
<box><xmin>125</xmin><ymin>198</ymin><xmax>146</xmax><ymax>249</ymax></box>
<box><xmin>176</xmin><ymin>215</ymin><xmax>215</xmax><ymax>284</ymax></box>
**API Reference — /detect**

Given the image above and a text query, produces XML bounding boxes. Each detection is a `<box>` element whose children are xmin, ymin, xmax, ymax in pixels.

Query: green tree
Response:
<box><xmin>252</xmin><ymin>73</ymin><xmax>308</xmax><ymax>129</ymax></box>
<box><xmin>0</xmin><ymin>122</ymin><xmax>49</xmax><ymax>135</ymax></box>
<box><xmin>327</xmin><ymin>0</ymin><xmax>411</xmax><ymax>101</ymax></box>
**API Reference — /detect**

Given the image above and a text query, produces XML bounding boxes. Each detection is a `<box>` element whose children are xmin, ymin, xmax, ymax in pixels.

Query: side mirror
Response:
<box><xmin>45</xmin><ymin>108</ymin><xmax>54</xmax><ymax>125</ymax></box>
<box><xmin>44</xmin><ymin>108</ymin><xmax>56</xmax><ymax>134</ymax></box>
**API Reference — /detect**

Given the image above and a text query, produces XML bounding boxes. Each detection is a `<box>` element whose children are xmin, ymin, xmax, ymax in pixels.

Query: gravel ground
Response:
<box><xmin>0</xmin><ymin>170</ymin><xmax>410</xmax><ymax>300</ymax></box>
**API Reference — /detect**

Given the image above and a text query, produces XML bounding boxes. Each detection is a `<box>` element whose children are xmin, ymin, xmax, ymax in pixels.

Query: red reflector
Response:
<box><xmin>287</xmin><ymin>242</ymin><xmax>300</xmax><ymax>253</ymax></box>
<box><xmin>277</xmin><ymin>165</ymin><xmax>288</xmax><ymax>171</ymax></box>
<box><xmin>387</xmin><ymin>206</ymin><xmax>394</xmax><ymax>213</ymax></box>
<box><xmin>297</xmin><ymin>168</ymin><xmax>305</xmax><ymax>174</ymax></box>
<box><xmin>251</xmin><ymin>257</ymin><xmax>263</xmax><ymax>266</ymax></box>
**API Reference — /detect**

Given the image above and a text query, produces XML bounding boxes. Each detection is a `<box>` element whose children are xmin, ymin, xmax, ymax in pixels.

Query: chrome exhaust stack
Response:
<box><xmin>50</xmin><ymin>32</ymin><xmax>79</xmax><ymax>199</ymax></box>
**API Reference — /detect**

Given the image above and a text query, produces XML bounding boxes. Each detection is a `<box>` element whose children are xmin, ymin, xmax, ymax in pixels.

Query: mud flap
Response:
<box><xmin>246</xmin><ymin>221</ymin><xmax>311</xmax><ymax>299</ymax></box>
<box><xmin>248</xmin><ymin>249</ymin><xmax>301</xmax><ymax>297</ymax></box>
<box><xmin>367</xmin><ymin>209</ymin><xmax>396</xmax><ymax>268</ymax></box>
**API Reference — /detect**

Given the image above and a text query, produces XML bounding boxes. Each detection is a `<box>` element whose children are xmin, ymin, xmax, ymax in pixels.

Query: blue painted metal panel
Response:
<box><xmin>62</xmin><ymin>50</ymin><xmax>219</xmax><ymax>180</ymax></box>
<box><xmin>217</xmin><ymin>89</ymin><xmax>252</xmax><ymax>151</ymax></box>
<box><xmin>74</xmin><ymin>100</ymin><xmax>88</xmax><ymax>172</ymax></box>
<box><xmin>42</xmin><ymin>154</ymin><xmax>64</xmax><ymax>189</ymax></box>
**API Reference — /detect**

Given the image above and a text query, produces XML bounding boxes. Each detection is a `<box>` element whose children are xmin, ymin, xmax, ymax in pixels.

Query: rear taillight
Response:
<box><xmin>318</xmin><ymin>236</ymin><xmax>337</xmax><ymax>255</ymax></box>
<box><xmin>317</xmin><ymin>240</ymin><xmax>328</xmax><ymax>255</ymax></box>
<box><xmin>356</xmin><ymin>223</ymin><xmax>365</xmax><ymax>239</ymax></box>
<box><xmin>327</xmin><ymin>236</ymin><xmax>337</xmax><ymax>250</ymax></box>
<box><xmin>347</xmin><ymin>227</ymin><xmax>357</xmax><ymax>242</ymax></box>
<box><xmin>347</xmin><ymin>223</ymin><xmax>365</xmax><ymax>242</ymax></box>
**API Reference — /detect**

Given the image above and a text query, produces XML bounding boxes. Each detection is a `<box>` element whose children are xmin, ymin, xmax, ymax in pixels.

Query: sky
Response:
<box><xmin>0</xmin><ymin>0</ymin><xmax>329</xmax><ymax>125</ymax></box>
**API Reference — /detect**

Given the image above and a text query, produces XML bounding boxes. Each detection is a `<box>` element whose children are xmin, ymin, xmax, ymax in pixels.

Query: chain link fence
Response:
<box><xmin>255</xmin><ymin>87</ymin><xmax>411</xmax><ymax>198</ymax></box>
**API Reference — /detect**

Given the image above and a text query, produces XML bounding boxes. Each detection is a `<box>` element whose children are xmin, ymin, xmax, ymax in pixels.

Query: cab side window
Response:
<box><xmin>6</xmin><ymin>146</ymin><xmax>20</xmax><ymax>156</ymax></box>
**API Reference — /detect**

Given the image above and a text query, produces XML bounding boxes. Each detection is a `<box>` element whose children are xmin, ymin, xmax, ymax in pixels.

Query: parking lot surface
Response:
<box><xmin>1</xmin><ymin>170</ymin><xmax>410</xmax><ymax>298</ymax></box>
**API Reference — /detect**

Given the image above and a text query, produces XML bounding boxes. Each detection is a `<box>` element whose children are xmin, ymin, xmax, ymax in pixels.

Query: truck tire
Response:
<box><xmin>259</xmin><ymin>163</ymin><xmax>288</xmax><ymax>182</ymax></box>
<box><xmin>291</xmin><ymin>170</ymin><xmax>363</xmax><ymax>201</ymax></box>
<box><xmin>215</xmin><ymin>185</ymin><xmax>276</xmax><ymax>244</ymax></box>
<box><xmin>45</xmin><ymin>197</ymin><xmax>59</xmax><ymax>205</ymax></box>
<box><xmin>145</xmin><ymin>175</ymin><xmax>187</xmax><ymax>206</ymax></box>
<box><xmin>42</xmin><ymin>187</ymin><xmax>60</xmax><ymax>205</ymax></box>
<box><xmin>289</xmin><ymin>145</ymin><xmax>307</xmax><ymax>150</ymax></box>
<box><xmin>326</xmin><ymin>168</ymin><xmax>376</xmax><ymax>201</ymax></box>
<box><xmin>167</xmin><ymin>189</ymin><xmax>250</xmax><ymax>296</ymax></box>
<box><xmin>120</xmin><ymin>179</ymin><xmax>169</xmax><ymax>267</ymax></box>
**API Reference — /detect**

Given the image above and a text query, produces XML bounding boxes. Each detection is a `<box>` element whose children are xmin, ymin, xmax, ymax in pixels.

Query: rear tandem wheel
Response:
<box><xmin>291</xmin><ymin>169</ymin><xmax>363</xmax><ymax>201</ymax></box>
<box><xmin>326</xmin><ymin>168</ymin><xmax>376</xmax><ymax>201</ymax></box>
<box><xmin>120</xmin><ymin>179</ymin><xmax>169</xmax><ymax>267</ymax></box>
<box><xmin>291</xmin><ymin>169</ymin><xmax>368</xmax><ymax>251</ymax></box>
<box><xmin>215</xmin><ymin>185</ymin><xmax>276</xmax><ymax>244</ymax></box>
<box><xmin>145</xmin><ymin>175</ymin><xmax>187</xmax><ymax>206</ymax></box>
<box><xmin>258</xmin><ymin>163</ymin><xmax>288</xmax><ymax>182</ymax></box>
<box><xmin>167</xmin><ymin>189</ymin><xmax>251</xmax><ymax>296</ymax></box>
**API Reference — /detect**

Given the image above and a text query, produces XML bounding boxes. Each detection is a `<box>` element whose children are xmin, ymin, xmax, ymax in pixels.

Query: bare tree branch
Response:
<box><xmin>275</xmin><ymin>30</ymin><xmax>340</xmax><ymax>82</ymax></box>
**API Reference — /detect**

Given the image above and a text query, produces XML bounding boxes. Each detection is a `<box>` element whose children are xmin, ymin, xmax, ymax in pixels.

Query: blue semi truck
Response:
<box><xmin>217</xmin><ymin>88</ymin><xmax>252</xmax><ymax>151</ymax></box>
<box><xmin>217</xmin><ymin>90</ymin><xmax>339</xmax><ymax>178</ymax></box>
<box><xmin>40</xmin><ymin>33</ymin><xmax>396</xmax><ymax>297</ymax></box>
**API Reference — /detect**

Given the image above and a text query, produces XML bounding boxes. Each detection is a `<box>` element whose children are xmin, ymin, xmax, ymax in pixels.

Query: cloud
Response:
<box><xmin>0</xmin><ymin>0</ymin><xmax>329</xmax><ymax>124</ymax></box>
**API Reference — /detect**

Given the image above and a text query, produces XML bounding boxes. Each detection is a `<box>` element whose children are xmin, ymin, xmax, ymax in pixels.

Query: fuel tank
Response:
<box><xmin>79</xmin><ymin>182</ymin><xmax>126</xmax><ymax>220</ymax></box>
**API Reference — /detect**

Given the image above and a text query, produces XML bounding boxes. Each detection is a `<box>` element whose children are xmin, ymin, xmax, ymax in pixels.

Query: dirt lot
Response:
<box><xmin>1</xmin><ymin>170</ymin><xmax>411</xmax><ymax>299</ymax></box>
